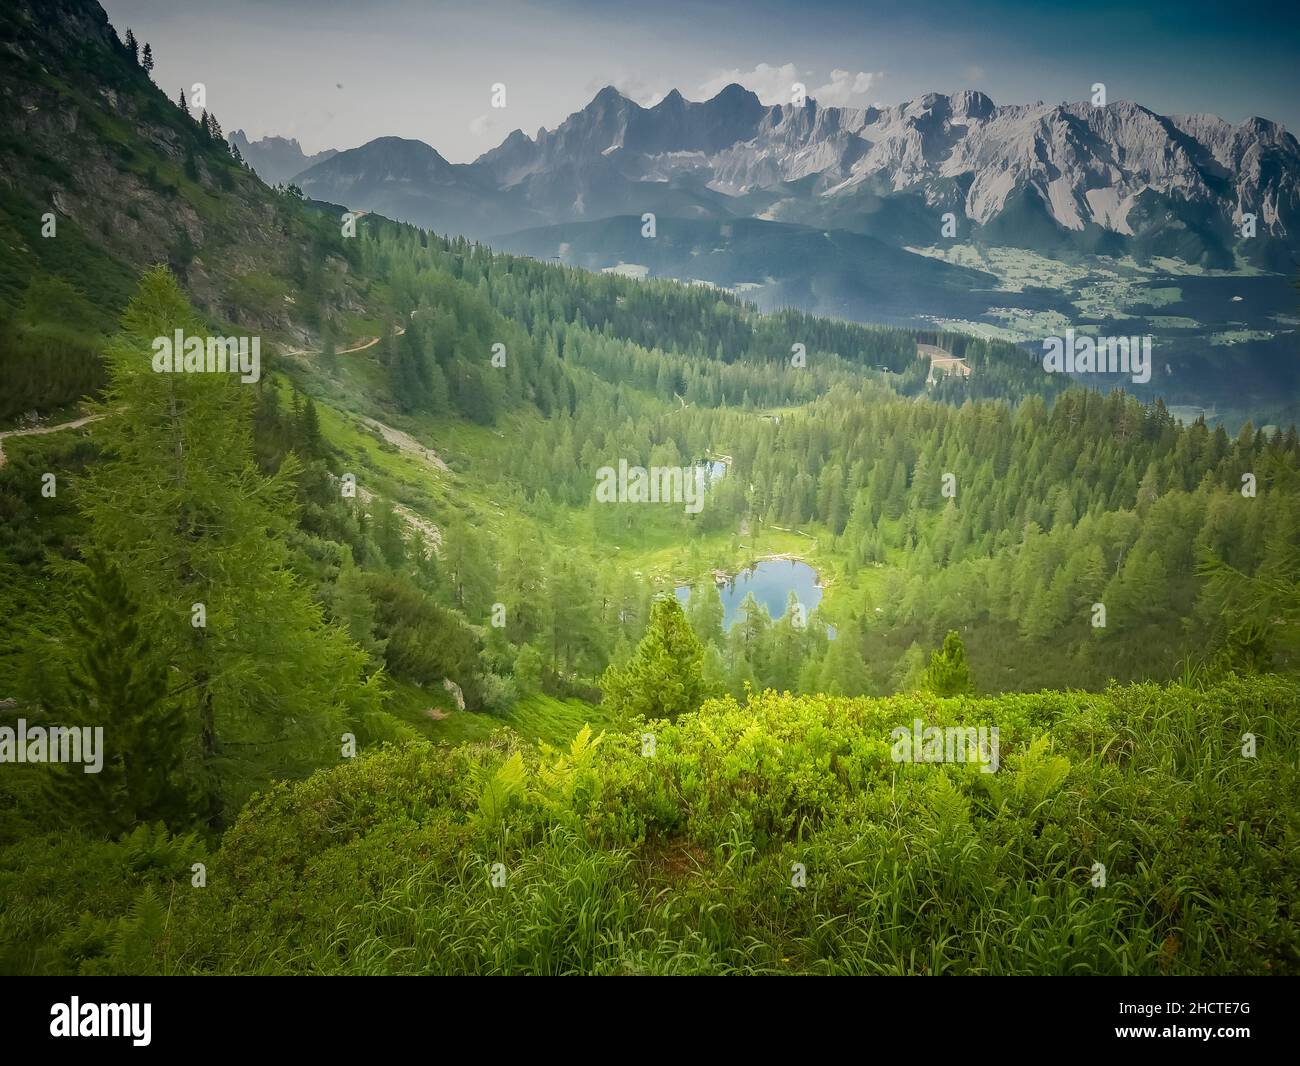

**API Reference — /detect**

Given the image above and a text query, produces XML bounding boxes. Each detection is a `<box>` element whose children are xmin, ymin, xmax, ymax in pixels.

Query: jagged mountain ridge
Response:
<box><xmin>228</xmin><ymin>131</ymin><xmax>337</xmax><ymax>186</ymax></box>
<box><xmin>291</xmin><ymin>83</ymin><xmax>1300</xmax><ymax>267</ymax></box>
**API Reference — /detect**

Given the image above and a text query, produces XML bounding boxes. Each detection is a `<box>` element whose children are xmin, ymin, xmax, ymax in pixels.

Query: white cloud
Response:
<box><xmin>469</xmin><ymin>113</ymin><xmax>499</xmax><ymax>139</ymax></box>
<box><xmin>617</xmin><ymin>79</ymin><xmax>673</xmax><ymax>108</ymax></box>
<box><xmin>698</xmin><ymin>63</ymin><xmax>883</xmax><ymax>107</ymax></box>
<box><xmin>698</xmin><ymin>62</ymin><xmax>803</xmax><ymax>105</ymax></box>
<box><xmin>810</xmin><ymin>69</ymin><xmax>884</xmax><ymax>107</ymax></box>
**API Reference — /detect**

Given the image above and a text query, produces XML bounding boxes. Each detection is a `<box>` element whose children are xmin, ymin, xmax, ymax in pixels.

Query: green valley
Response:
<box><xmin>0</xmin><ymin>0</ymin><xmax>1296</xmax><ymax>984</ymax></box>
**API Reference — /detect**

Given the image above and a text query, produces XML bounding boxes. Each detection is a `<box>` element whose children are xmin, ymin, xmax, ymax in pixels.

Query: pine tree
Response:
<box><xmin>176</xmin><ymin>89</ymin><xmax>189</xmax><ymax>115</ymax></box>
<box><xmin>141</xmin><ymin>42</ymin><xmax>154</xmax><ymax>74</ymax></box>
<box><xmin>425</xmin><ymin>360</ymin><xmax>451</xmax><ymax>414</ymax></box>
<box><xmin>546</xmin><ymin>555</ymin><xmax>601</xmax><ymax>675</ymax></box>
<box><xmin>513</xmin><ymin>643</ymin><xmax>543</xmax><ymax>695</ymax></box>
<box><xmin>601</xmin><ymin>597</ymin><xmax>708</xmax><ymax>721</ymax></box>
<box><xmin>891</xmin><ymin>641</ymin><xmax>928</xmax><ymax>692</ymax></box>
<box><xmin>298</xmin><ymin>396</ymin><xmax>323</xmax><ymax>458</ymax></box>
<box><xmin>328</xmin><ymin>561</ymin><xmax>387</xmax><ymax>668</ymax></box>
<box><xmin>124</xmin><ymin>28</ymin><xmax>139</xmax><ymax>64</ymax></box>
<box><xmin>442</xmin><ymin>515</ymin><xmax>495</xmax><ymax>615</ymax></box>
<box><xmin>731</xmin><ymin>591</ymin><xmax>771</xmax><ymax>684</ymax></box>
<box><xmin>817</xmin><ymin>618</ymin><xmax>869</xmax><ymax>696</ymax></box>
<box><xmin>685</xmin><ymin>579</ymin><xmax>724</xmax><ymax>647</ymax></box>
<box><xmin>769</xmin><ymin>590</ymin><xmax>807</xmax><ymax>691</ymax></box>
<box><xmin>922</xmin><ymin>630</ymin><xmax>974</xmax><ymax>696</ymax></box>
<box><xmin>372</xmin><ymin>499</ymin><xmax>407</xmax><ymax>570</ymax></box>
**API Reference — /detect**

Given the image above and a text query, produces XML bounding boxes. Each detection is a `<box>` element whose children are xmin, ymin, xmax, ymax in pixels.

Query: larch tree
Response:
<box><xmin>66</xmin><ymin>266</ymin><xmax>382</xmax><ymax>823</ymax></box>
<box><xmin>49</xmin><ymin>552</ymin><xmax>199</xmax><ymax>835</ymax></box>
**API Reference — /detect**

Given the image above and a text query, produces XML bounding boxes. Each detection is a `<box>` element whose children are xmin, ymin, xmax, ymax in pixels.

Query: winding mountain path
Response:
<box><xmin>0</xmin><ymin>412</ymin><xmax>103</xmax><ymax>468</ymax></box>
<box><xmin>2</xmin><ymin>326</ymin><xmax>447</xmax><ymax>557</ymax></box>
<box><xmin>281</xmin><ymin>324</ymin><xmax>406</xmax><ymax>359</ymax></box>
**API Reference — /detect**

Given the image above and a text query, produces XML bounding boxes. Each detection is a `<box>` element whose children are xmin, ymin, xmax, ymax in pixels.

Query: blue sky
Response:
<box><xmin>103</xmin><ymin>0</ymin><xmax>1300</xmax><ymax>161</ymax></box>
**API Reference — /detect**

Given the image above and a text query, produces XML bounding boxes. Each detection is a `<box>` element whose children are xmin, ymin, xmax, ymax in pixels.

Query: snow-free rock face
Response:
<box><xmin>472</xmin><ymin>84</ymin><xmax>770</xmax><ymax>187</ymax></box>
<box><xmin>467</xmin><ymin>86</ymin><xmax>1300</xmax><ymax>242</ymax></box>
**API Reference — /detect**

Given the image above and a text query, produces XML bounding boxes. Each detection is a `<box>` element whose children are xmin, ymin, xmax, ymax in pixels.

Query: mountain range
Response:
<box><xmin>275</xmin><ymin>85</ymin><xmax>1300</xmax><ymax>424</ymax></box>
<box><xmin>290</xmin><ymin>84</ymin><xmax>1300</xmax><ymax>270</ymax></box>
<box><xmin>7</xmin><ymin>0</ymin><xmax>1298</xmax><ymax>422</ymax></box>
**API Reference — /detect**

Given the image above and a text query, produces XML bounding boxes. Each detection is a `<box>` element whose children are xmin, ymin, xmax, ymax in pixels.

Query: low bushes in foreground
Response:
<box><xmin>2</xmin><ymin>674</ymin><xmax>1297</xmax><ymax>975</ymax></box>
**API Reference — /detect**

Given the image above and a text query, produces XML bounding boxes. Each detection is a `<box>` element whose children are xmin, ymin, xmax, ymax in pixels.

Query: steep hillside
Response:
<box><xmin>0</xmin><ymin>0</ymin><xmax>368</xmax><ymax>416</ymax></box>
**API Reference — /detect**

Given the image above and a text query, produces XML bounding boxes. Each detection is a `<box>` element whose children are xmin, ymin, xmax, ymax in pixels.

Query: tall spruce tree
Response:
<box><xmin>685</xmin><ymin>579</ymin><xmax>724</xmax><ymax>647</ymax></box>
<box><xmin>817</xmin><ymin>618</ymin><xmax>869</xmax><ymax>696</ymax></box>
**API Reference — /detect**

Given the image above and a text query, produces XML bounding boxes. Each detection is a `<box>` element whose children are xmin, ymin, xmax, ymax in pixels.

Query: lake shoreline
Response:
<box><xmin>675</xmin><ymin>557</ymin><xmax>829</xmax><ymax>631</ymax></box>
<box><xmin>701</xmin><ymin>552</ymin><xmax>829</xmax><ymax>589</ymax></box>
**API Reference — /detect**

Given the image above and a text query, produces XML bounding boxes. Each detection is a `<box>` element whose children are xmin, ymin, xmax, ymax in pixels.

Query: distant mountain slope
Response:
<box><xmin>495</xmin><ymin>214</ymin><xmax>1066</xmax><ymax>328</ymax></box>
<box><xmin>294</xmin><ymin>136</ymin><xmax>546</xmax><ymax>237</ymax></box>
<box><xmin>228</xmin><ymin>131</ymin><xmax>337</xmax><ymax>185</ymax></box>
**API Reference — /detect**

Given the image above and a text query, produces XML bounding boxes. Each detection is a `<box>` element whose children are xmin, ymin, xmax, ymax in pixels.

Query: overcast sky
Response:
<box><xmin>102</xmin><ymin>0</ymin><xmax>1300</xmax><ymax>163</ymax></box>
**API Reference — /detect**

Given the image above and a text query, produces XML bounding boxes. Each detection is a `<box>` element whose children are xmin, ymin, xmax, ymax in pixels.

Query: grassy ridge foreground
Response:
<box><xmin>3</xmin><ymin>674</ymin><xmax>1297</xmax><ymax>975</ymax></box>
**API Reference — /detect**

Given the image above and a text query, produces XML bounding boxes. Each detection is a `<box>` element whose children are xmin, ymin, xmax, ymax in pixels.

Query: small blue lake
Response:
<box><xmin>695</xmin><ymin>459</ymin><xmax>727</xmax><ymax>482</ymax></box>
<box><xmin>675</xmin><ymin>559</ymin><xmax>826</xmax><ymax>631</ymax></box>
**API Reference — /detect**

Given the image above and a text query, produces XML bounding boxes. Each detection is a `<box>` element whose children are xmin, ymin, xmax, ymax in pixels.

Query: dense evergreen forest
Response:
<box><xmin>0</xmin><ymin>0</ymin><xmax>1296</xmax><ymax>977</ymax></box>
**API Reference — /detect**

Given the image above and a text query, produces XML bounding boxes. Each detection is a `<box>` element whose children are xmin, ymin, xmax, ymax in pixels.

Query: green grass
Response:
<box><xmin>504</xmin><ymin>693</ymin><xmax>615</xmax><ymax>743</ymax></box>
<box><xmin>379</xmin><ymin>678</ymin><xmax>609</xmax><ymax>748</ymax></box>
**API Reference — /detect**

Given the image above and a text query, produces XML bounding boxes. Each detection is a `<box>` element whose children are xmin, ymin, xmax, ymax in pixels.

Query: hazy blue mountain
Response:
<box><xmin>228</xmin><ymin>131</ymin><xmax>337</xmax><ymax>186</ymax></box>
<box><xmin>292</xmin><ymin>135</ymin><xmax>547</xmax><ymax>237</ymax></box>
